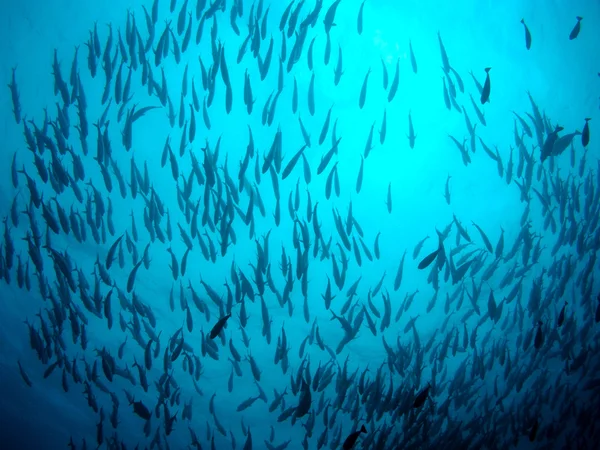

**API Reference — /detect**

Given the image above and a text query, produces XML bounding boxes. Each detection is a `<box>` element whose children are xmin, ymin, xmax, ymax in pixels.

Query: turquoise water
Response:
<box><xmin>0</xmin><ymin>1</ymin><xmax>599</xmax><ymax>449</ymax></box>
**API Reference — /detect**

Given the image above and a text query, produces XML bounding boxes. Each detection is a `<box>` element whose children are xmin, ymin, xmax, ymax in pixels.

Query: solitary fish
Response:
<box><xmin>17</xmin><ymin>361</ymin><xmax>32</xmax><ymax>387</ymax></box>
<box><xmin>407</xmin><ymin>110</ymin><xmax>416</xmax><ymax>149</ymax></box>
<box><xmin>480</xmin><ymin>68</ymin><xmax>491</xmax><ymax>104</ymax></box>
<box><xmin>444</xmin><ymin>175</ymin><xmax>451</xmax><ymax>205</ymax></box>
<box><xmin>569</xmin><ymin>16</ymin><xmax>582</xmax><ymax>40</ymax></box>
<box><xmin>409</xmin><ymin>39</ymin><xmax>417</xmax><ymax>74</ymax></box>
<box><xmin>357</xmin><ymin>1</ymin><xmax>365</xmax><ymax>35</ymax></box>
<box><xmin>582</xmin><ymin>118</ymin><xmax>590</xmax><ymax>147</ymax></box>
<box><xmin>521</xmin><ymin>19</ymin><xmax>531</xmax><ymax>49</ymax></box>
<box><xmin>359</xmin><ymin>68</ymin><xmax>371</xmax><ymax>109</ymax></box>
<box><xmin>386</xmin><ymin>182</ymin><xmax>392</xmax><ymax>213</ymax></box>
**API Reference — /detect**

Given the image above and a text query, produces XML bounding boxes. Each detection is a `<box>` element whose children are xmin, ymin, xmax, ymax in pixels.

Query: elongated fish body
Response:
<box><xmin>359</xmin><ymin>68</ymin><xmax>371</xmax><ymax>109</ymax></box>
<box><xmin>409</xmin><ymin>39</ymin><xmax>417</xmax><ymax>73</ymax></box>
<box><xmin>324</xmin><ymin>0</ymin><xmax>343</xmax><ymax>34</ymax></box>
<box><xmin>8</xmin><ymin>67</ymin><xmax>21</xmax><ymax>124</ymax></box>
<box><xmin>386</xmin><ymin>182</ymin><xmax>392</xmax><ymax>213</ymax></box>
<box><xmin>209</xmin><ymin>314</ymin><xmax>232</xmax><ymax>339</ymax></box>
<box><xmin>480</xmin><ymin>67</ymin><xmax>491</xmax><ymax>104</ymax></box>
<box><xmin>521</xmin><ymin>19</ymin><xmax>531</xmax><ymax>49</ymax></box>
<box><xmin>438</xmin><ymin>32</ymin><xmax>450</xmax><ymax>73</ymax></box>
<box><xmin>357</xmin><ymin>1</ymin><xmax>365</xmax><ymax>35</ymax></box>
<box><xmin>540</xmin><ymin>125</ymin><xmax>563</xmax><ymax>161</ymax></box>
<box><xmin>444</xmin><ymin>176</ymin><xmax>451</xmax><ymax>205</ymax></box>
<box><xmin>407</xmin><ymin>111</ymin><xmax>416</xmax><ymax>148</ymax></box>
<box><xmin>569</xmin><ymin>16</ymin><xmax>582</xmax><ymax>40</ymax></box>
<box><xmin>582</xmin><ymin>118</ymin><xmax>590</xmax><ymax>147</ymax></box>
<box><xmin>343</xmin><ymin>424</ymin><xmax>367</xmax><ymax>449</ymax></box>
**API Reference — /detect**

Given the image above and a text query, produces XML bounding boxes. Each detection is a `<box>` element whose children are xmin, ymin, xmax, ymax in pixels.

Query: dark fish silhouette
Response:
<box><xmin>521</xmin><ymin>19</ymin><xmax>531</xmax><ymax>49</ymax></box>
<box><xmin>480</xmin><ymin>67</ymin><xmax>491</xmax><ymax>104</ymax></box>
<box><xmin>569</xmin><ymin>16</ymin><xmax>582</xmax><ymax>40</ymax></box>
<box><xmin>342</xmin><ymin>424</ymin><xmax>367</xmax><ymax>449</ymax></box>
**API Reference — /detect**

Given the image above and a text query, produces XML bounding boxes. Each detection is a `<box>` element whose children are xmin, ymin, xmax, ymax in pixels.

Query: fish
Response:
<box><xmin>521</xmin><ymin>19</ymin><xmax>532</xmax><ymax>49</ymax></box>
<box><xmin>569</xmin><ymin>16</ymin><xmax>582</xmax><ymax>40</ymax></box>
<box><xmin>540</xmin><ymin>125</ymin><xmax>564</xmax><ymax>162</ymax></box>
<box><xmin>359</xmin><ymin>68</ymin><xmax>371</xmax><ymax>109</ymax></box>
<box><xmin>413</xmin><ymin>235</ymin><xmax>430</xmax><ymax>260</ymax></box>
<box><xmin>342</xmin><ymin>424</ymin><xmax>367</xmax><ymax>449</ymax></box>
<box><xmin>380</xmin><ymin>57</ymin><xmax>388</xmax><ymax>89</ymax></box>
<box><xmin>581</xmin><ymin>118</ymin><xmax>590</xmax><ymax>147</ymax></box>
<box><xmin>407</xmin><ymin>110</ymin><xmax>416</xmax><ymax>149</ymax></box>
<box><xmin>7</xmin><ymin>67</ymin><xmax>21</xmax><ymax>124</ymax></box>
<box><xmin>17</xmin><ymin>361</ymin><xmax>32</xmax><ymax>387</ymax></box>
<box><xmin>418</xmin><ymin>248</ymin><xmax>439</xmax><ymax>270</ymax></box>
<box><xmin>357</xmin><ymin>1</ymin><xmax>365</xmax><ymax>35</ymax></box>
<box><xmin>444</xmin><ymin>175</ymin><xmax>452</xmax><ymax>204</ymax></box>
<box><xmin>557</xmin><ymin>302</ymin><xmax>567</xmax><ymax>327</ymax></box>
<box><xmin>413</xmin><ymin>383</ymin><xmax>431</xmax><ymax>408</ymax></box>
<box><xmin>528</xmin><ymin>419</ymin><xmax>539</xmax><ymax>442</ymax></box>
<box><xmin>209</xmin><ymin>314</ymin><xmax>232</xmax><ymax>339</ymax></box>
<box><xmin>126</xmin><ymin>259</ymin><xmax>144</xmax><ymax>293</ymax></box>
<box><xmin>438</xmin><ymin>31</ymin><xmax>451</xmax><ymax>73</ymax></box>
<box><xmin>534</xmin><ymin>321</ymin><xmax>544</xmax><ymax>350</ymax></box>
<box><xmin>388</xmin><ymin>59</ymin><xmax>399</xmax><ymax>102</ymax></box>
<box><xmin>409</xmin><ymin>39</ymin><xmax>417</xmax><ymax>74</ymax></box>
<box><xmin>130</xmin><ymin>399</ymin><xmax>152</xmax><ymax>421</ymax></box>
<box><xmin>105</xmin><ymin>234</ymin><xmax>124</xmax><ymax>269</ymax></box>
<box><xmin>386</xmin><ymin>182</ymin><xmax>392</xmax><ymax>213</ymax></box>
<box><xmin>471</xmin><ymin>221</ymin><xmax>493</xmax><ymax>253</ymax></box>
<box><xmin>480</xmin><ymin>67</ymin><xmax>491</xmax><ymax>104</ymax></box>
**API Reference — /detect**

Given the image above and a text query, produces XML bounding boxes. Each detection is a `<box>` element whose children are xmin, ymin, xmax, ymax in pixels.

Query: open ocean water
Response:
<box><xmin>0</xmin><ymin>0</ymin><xmax>599</xmax><ymax>449</ymax></box>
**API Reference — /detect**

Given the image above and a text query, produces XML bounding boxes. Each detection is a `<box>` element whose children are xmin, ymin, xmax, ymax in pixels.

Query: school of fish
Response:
<box><xmin>2</xmin><ymin>1</ymin><xmax>600</xmax><ymax>449</ymax></box>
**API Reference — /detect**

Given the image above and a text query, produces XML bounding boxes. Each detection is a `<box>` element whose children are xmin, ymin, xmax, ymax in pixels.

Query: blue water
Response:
<box><xmin>0</xmin><ymin>1</ymin><xmax>599</xmax><ymax>449</ymax></box>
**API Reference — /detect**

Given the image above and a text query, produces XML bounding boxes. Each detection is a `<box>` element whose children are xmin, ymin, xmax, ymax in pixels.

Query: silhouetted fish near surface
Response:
<box><xmin>521</xmin><ymin>19</ymin><xmax>531</xmax><ymax>49</ymax></box>
<box><xmin>409</xmin><ymin>39</ymin><xmax>417</xmax><ymax>74</ymax></box>
<box><xmin>7</xmin><ymin>67</ymin><xmax>21</xmax><ymax>124</ymax></box>
<box><xmin>581</xmin><ymin>118</ymin><xmax>590</xmax><ymax>147</ymax></box>
<box><xmin>418</xmin><ymin>248</ymin><xmax>439</xmax><ymax>270</ymax></box>
<box><xmin>209</xmin><ymin>314</ymin><xmax>232</xmax><ymax>339</ymax></box>
<box><xmin>569</xmin><ymin>16</ymin><xmax>582</xmax><ymax>40</ymax></box>
<box><xmin>407</xmin><ymin>110</ymin><xmax>416</xmax><ymax>148</ymax></box>
<box><xmin>480</xmin><ymin>67</ymin><xmax>491</xmax><ymax>104</ymax></box>
<box><xmin>17</xmin><ymin>361</ymin><xmax>32</xmax><ymax>387</ymax></box>
<box><xmin>357</xmin><ymin>1</ymin><xmax>365</xmax><ymax>35</ymax></box>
